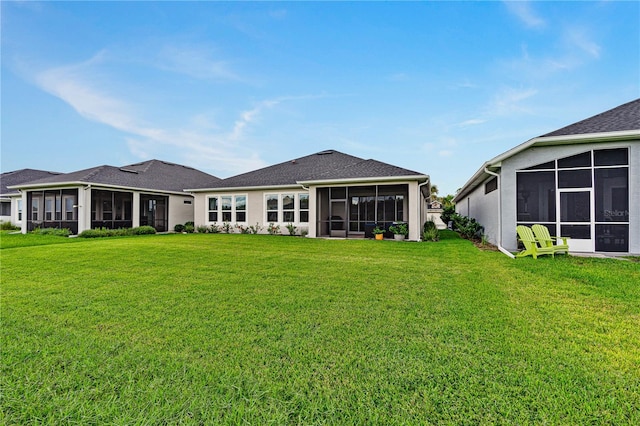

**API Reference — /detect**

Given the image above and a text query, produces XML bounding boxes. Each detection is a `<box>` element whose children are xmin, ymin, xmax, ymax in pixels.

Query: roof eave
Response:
<box><xmin>10</xmin><ymin>181</ymin><xmax>192</xmax><ymax>196</ymax></box>
<box><xmin>298</xmin><ymin>175</ymin><xmax>429</xmax><ymax>186</ymax></box>
<box><xmin>454</xmin><ymin>129</ymin><xmax>640</xmax><ymax>203</ymax></box>
<box><xmin>185</xmin><ymin>184</ymin><xmax>304</xmax><ymax>193</ymax></box>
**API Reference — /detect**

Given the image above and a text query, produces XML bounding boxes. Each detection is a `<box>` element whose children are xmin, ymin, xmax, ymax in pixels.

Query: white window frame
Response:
<box><xmin>264</xmin><ymin>191</ymin><xmax>310</xmax><ymax>224</ymax></box>
<box><xmin>206</xmin><ymin>194</ymin><xmax>248</xmax><ymax>224</ymax></box>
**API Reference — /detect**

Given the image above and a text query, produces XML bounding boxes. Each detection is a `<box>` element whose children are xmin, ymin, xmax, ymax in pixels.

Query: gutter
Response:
<box><xmin>484</xmin><ymin>167</ymin><xmax>515</xmax><ymax>259</ymax></box>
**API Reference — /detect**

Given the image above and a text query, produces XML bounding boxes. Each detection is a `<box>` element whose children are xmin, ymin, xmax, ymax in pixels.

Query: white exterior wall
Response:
<box><xmin>454</xmin><ymin>179</ymin><xmax>501</xmax><ymax>246</ymax></box>
<box><xmin>168</xmin><ymin>194</ymin><xmax>195</xmax><ymax>231</ymax></box>
<box><xmin>193</xmin><ymin>187</ymin><xmax>310</xmax><ymax>235</ymax></box>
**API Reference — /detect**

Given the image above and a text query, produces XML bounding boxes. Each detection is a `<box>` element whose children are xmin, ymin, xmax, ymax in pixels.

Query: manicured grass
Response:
<box><xmin>2</xmin><ymin>232</ymin><xmax>639</xmax><ymax>424</ymax></box>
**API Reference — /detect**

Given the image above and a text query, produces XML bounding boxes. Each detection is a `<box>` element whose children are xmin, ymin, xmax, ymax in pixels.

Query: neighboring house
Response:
<box><xmin>426</xmin><ymin>201</ymin><xmax>446</xmax><ymax>230</ymax></box>
<box><xmin>454</xmin><ymin>98</ymin><xmax>640</xmax><ymax>255</ymax></box>
<box><xmin>1</xmin><ymin>169</ymin><xmax>61</xmax><ymax>226</ymax></box>
<box><xmin>9</xmin><ymin>160</ymin><xmax>219</xmax><ymax>234</ymax></box>
<box><xmin>187</xmin><ymin>150</ymin><xmax>431</xmax><ymax>240</ymax></box>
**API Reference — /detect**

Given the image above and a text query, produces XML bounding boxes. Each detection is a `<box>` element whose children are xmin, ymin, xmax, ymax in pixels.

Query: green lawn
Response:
<box><xmin>2</xmin><ymin>232</ymin><xmax>639</xmax><ymax>424</ymax></box>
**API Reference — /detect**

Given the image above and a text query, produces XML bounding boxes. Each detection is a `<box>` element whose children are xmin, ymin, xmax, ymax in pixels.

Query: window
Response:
<box><xmin>235</xmin><ymin>196</ymin><xmax>246</xmax><ymax>222</ymax></box>
<box><xmin>282</xmin><ymin>194</ymin><xmax>295</xmax><ymax>222</ymax></box>
<box><xmin>17</xmin><ymin>200</ymin><xmax>23</xmax><ymax>221</ymax></box>
<box><xmin>595</xmin><ymin>148</ymin><xmax>628</xmax><ymax>166</ymax></box>
<box><xmin>55</xmin><ymin>195</ymin><xmax>62</xmax><ymax>220</ymax></box>
<box><xmin>266</xmin><ymin>194</ymin><xmax>278</xmax><ymax>222</ymax></box>
<box><xmin>31</xmin><ymin>198</ymin><xmax>40</xmax><ymax>221</ymax></box>
<box><xmin>221</xmin><ymin>196</ymin><xmax>232</xmax><ymax>222</ymax></box>
<box><xmin>0</xmin><ymin>202</ymin><xmax>10</xmax><ymax>216</ymax></box>
<box><xmin>299</xmin><ymin>193</ymin><xmax>309</xmax><ymax>223</ymax></box>
<box><xmin>264</xmin><ymin>192</ymin><xmax>310</xmax><ymax>223</ymax></box>
<box><xmin>485</xmin><ymin>177</ymin><xmax>498</xmax><ymax>194</ymax></box>
<box><xmin>558</xmin><ymin>169</ymin><xmax>591</xmax><ymax>188</ymax></box>
<box><xmin>207</xmin><ymin>195</ymin><xmax>247</xmax><ymax>223</ymax></box>
<box><xmin>64</xmin><ymin>196</ymin><xmax>75</xmax><ymax>220</ymax></box>
<box><xmin>208</xmin><ymin>197</ymin><xmax>218</xmax><ymax>221</ymax></box>
<box><xmin>45</xmin><ymin>197</ymin><xmax>53</xmax><ymax>220</ymax></box>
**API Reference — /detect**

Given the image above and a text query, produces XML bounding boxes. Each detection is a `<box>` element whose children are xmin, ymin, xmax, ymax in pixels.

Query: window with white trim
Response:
<box><xmin>208</xmin><ymin>197</ymin><xmax>218</xmax><ymax>222</ymax></box>
<box><xmin>207</xmin><ymin>195</ymin><xmax>248</xmax><ymax>223</ymax></box>
<box><xmin>282</xmin><ymin>194</ymin><xmax>295</xmax><ymax>223</ymax></box>
<box><xmin>265</xmin><ymin>192</ymin><xmax>310</xmax><ymax>223</ymax></box>
<box><xmin>299</xmin><ymin>193</ymin><xmax>309</xmax><ymax>223</ymax></box>
<box><xmin>266</xmin><ymin>194</ymin><xmax>278</xmax><ymax>222</ymax></box>
<box><xmin>17</xmin><ymin>199</ymin><xmax>23</xmax><ymax>221</ymax></box>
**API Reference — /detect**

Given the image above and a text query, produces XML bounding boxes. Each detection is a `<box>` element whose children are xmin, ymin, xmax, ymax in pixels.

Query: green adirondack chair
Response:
<box><xmin>516</xmin><ymin>225</ymin><xmax>555</xmax><ymax>259</ymax></box>
<box><xmin>532</xmin><ymin>224</ymin><xmax>569</xmax><ymax>255</ymax></box>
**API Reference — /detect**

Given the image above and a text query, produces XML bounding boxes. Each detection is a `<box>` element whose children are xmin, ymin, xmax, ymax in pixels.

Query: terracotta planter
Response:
<box><xmin>375</xmin><ymin>234</ymin><xmax>384</xmax><ymax>240</ymax></box>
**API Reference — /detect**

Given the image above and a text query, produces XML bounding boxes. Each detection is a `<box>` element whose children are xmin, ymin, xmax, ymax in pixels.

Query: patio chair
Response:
<box><xmin>516</xmin><ymin>225</ymin><xmax>555</xmax><ymax>259</ymax></box>
<box><xmin>532</xmin><ymin>224</ymin><xmax>569</xmax><ymax>255</ymax></box>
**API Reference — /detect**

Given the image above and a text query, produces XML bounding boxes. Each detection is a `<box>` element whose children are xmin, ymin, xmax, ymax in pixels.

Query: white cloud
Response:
<box><xmin>565</xmin><ymin>28</ymin><xmax>601</xmax><ymax>59</ymax></box>
<box><xmin>487</xmin><ymin>86</ymin><xmax>538</xmax><ymax>116</ymax></box>
<box><xmin>504</xmin><ymin>1</ymin><xmax>545</xmax><ymax>29</ymax></box>
<box><xmin>31</xmin><ymin>55</ymin><xmax>275</xmax><ymax>176</ymax></box>
<box><xmin>458</xmin><ymin>119</ymin><xmax>486</xmax><ymax>127</ymax></box>
<box><xmin>155</xmin><ymin>44</ymin><xmax>241</xmax><ymax>81</ymax></box>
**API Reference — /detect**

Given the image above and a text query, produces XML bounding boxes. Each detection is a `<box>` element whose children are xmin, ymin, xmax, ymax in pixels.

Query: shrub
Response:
<box><xmin>31</xmin><ymin>227</ymin><xmax>71</xmax><ymax>237</ymax></box>
<box><xmin>267</xmin><ymin>223</ymin><xmax>281</xmax><ymax>235</ymax></box>
<box><xmin>285</xmin><ymin>223</ymin><xmax>298</xmax><ymax>236</ymax></box>
<box><xmin>452</xmin><ymin>215</ymin><xmax>483</xmax><ymax>240</ymax></box>
<box><xmin>248</xmin><ymin>223</ymin><xmax>263</xmax><ymax>234</ymax></box>
<box><xmin>196</xmin><ymin>225</ymin><xmax>208</xmax><ymax>233</ymax></box>
<box><xmin>184</xmin><ymin>223</ymin><xmax>195</xmax><ymax>233</ymax></box>
<box><xmin>209</xmin><ymin>224</ymin><xmax>220</xmax><ymax>234</ymax></box>
<box><xmin>79</xmin><ymin>226</ymin><xmax>155</xmax><ymax>238</ymax></box>
<box><xmin>221</xmin><ymin>222</ymin><xmax>232</xmax><ymax>233</ymax></box>
<box><xmin>174</xmin><ymin>224</ymin><xmax>185</xmax><ymax>233</ymax></box>
<box><xmin>422</xmin><ymin>221</ymin><xmax>439</xmax><ymax>242</ymax></box>
<box><xmin>131</xmin><ymin>226</ymin><xmax>156</xmax><ymax>235</ymax></box>
<box><xmin>0</xmin><ymin>221</ymin><xmax>20</xmax><ymax>231</ymax></box>
<box><xmin>389</xmin><ymin>222</ymin><xmax>408</xmax><ymax>236</ymax></box>
<box><xmin>236</xmin><ymin>224</ymin><xmax>251</xmax><ymax>234</ymax></box>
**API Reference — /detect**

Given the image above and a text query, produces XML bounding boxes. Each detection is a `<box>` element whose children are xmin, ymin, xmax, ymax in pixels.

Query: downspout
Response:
<box><xmin>484</xmin><ymin>168</ymin><xmax>515</xmax><ymax>259</ymax></box>
<box><xmin>418</xmin><ymin>179</ymin><xmax>430</xmax><ymax>241</ymax></box>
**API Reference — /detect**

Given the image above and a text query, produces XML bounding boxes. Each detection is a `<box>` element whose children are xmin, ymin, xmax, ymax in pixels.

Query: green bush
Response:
<box><xmin>183</xmin><ymin>223</ymin><xmax>195</xmax><ymax>233</ymax></box>
<box><xmin>422</xmin><ymin>221</ymin><xmax>439</xmax><ymax>242</ymax></box>
<box><xmin>131</xmin><ymin>226</ymin><xmax>156</xmax><ymax>235</ymax></box>
<box><xmin>79</xmin><ymin>226</ymin><xmax>155</xmax><ymax>238</ymax></box>
<box><xmin>174</xmin><ymin>224</ymin><xmax>185</xmax><ymax>233</ymax></box>
<box><xmin>0</xmin><ymin>221</ymin><xmax>20</xmax><ymax>231</ymax></box>
<box><xmin>440</xmin><ymin>205</ymin><xmax>456</xmax><ymax>225</ymax></box>
<box><xmin>196</xmin><ymin>225</ymin><xmax>208</xmax><ymax>233</ymax></box>
<box><xmin>31</xmin><ymin>227</ymin><xmax>71</xmax><ymax>237</ymax></box>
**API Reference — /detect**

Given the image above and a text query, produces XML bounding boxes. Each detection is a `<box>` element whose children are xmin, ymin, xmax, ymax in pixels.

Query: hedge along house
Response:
<box><xmin>1</xmin><ymin>169</ymin><xmax>61</xmax><ymax>227</ymax></box>
<box><xmin>454</xmin><ymin>98</ymin><xmax>640</xmax><ymax>255</ymax></box>
<box><xmin>187</xmin><ymin>150</ymin><xmax>431</xmax><ymax>240</ymax></box>
<box><xmin>9</xmin><ymin>160</ymin><xmax>220</xmax><ymax>235</ymax></box>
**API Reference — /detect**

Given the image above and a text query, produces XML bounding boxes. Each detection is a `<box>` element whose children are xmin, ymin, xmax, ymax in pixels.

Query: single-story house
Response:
<box><xmin>9</xmin><ymin>160</ymin><xmax>220</xmax><ymax>234</ymax></box>
<box><xmin>454</xmin><ymin>98</ymin><xmax>639</xmax><ymax>255</ymax></box>
<box><xmin>1</xmin><ymin>169</ymin><xmax>61</xmax><ymax>227</ymax></box>
<box><xmin>187</xmin><ymin>150</ymin><xmax>431</xmax><ymax>240</ymax></box>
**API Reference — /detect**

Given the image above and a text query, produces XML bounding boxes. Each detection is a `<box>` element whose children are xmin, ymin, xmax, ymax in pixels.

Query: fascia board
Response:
<box><xmin>298</xmin><ymin>175</ymin><xmax>429</xmax><ymax>186</ymax></box>
<box><xmin>10</xmin><ymin>181</ymin><xmax>190</xmax><ymax>196</ymax></box>
<box><xmin>185</xmin><ymin>184</ymin><xmax>304</xmax><ymax>193</ymax></box>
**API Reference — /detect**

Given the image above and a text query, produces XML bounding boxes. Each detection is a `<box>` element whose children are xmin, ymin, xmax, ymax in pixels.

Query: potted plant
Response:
<box><xmin>389</xmin><ymin>222</ymin><xmax>408</xmax><ymax>241</ymax></box>
<box><xmin>372</xmin><ymin>226</ymin><xmax>385</xmax><ymax>240</ymax></box>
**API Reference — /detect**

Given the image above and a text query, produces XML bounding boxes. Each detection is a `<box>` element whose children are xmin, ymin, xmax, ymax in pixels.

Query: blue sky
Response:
<box><xmin>2</xmin><ymin>1</ymin><xmax>638</xmax><ymax>195</ymax></box>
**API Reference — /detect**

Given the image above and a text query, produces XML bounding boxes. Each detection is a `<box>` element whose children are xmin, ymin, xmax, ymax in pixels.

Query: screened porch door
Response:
<box><xmin>559</xmin><ymin>189</ymin><xmax>593</xmax><ymax>252</ymax></box>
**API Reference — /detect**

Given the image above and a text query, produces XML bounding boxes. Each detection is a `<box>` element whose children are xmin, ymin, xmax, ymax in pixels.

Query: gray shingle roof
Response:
<box><xmin>1</xmin><ymin>169</ymin><xmax>62</xmax><ymax>196</ymax></box>
<box><xmin>195</xmin><ymin>150</ymin><xmax>426</xmax><ymax>189</ymax></box>
<box><xmin>542</xmin><ymin>98</ymin><xmax>640</xmax><ymax>137</ymax></box>
<box><xmin>10</xmin><ymin>160</ymin><xmax>220</xmax><ymax>193</ymax></box>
